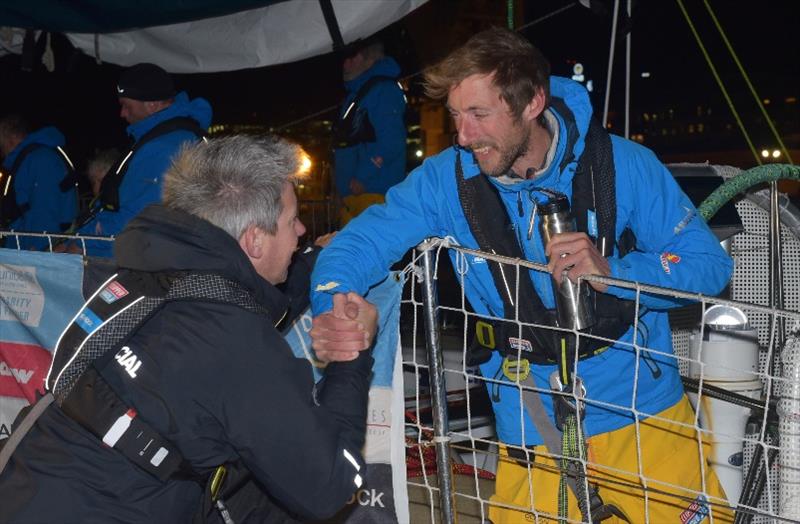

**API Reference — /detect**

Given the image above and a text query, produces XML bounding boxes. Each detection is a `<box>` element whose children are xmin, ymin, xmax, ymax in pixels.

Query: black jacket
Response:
<box><xmin>0</xmin><ymin>205</ymin><xmax>372</xmax><ymax>523</ymax></box>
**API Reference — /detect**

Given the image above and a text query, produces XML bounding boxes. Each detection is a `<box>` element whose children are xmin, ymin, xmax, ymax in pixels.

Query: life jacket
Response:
<box><xmin>0</xmin><ymin>143</ymin><xmax>76</xmax><ymax>229</ymax></box>
<box><xmin>331</xmin><ymin>75</ymin><xmax>403</xmax><ymax>149</ymax></box>
<box><xmin>99</xmin><ymin>116</ymin><xmax>208</xmax><ymax>213</ymax></box>
<box><xmin>457</xmin><ymin>98</ymin><xmax>638</xmax><ymax>379</ymax></box>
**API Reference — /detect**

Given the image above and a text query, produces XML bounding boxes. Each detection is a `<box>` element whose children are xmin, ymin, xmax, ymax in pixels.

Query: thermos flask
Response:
<box><xmin>538</xmin><ymin>194</ymin><xmax>596</xmax><ymax>330</ymax></box>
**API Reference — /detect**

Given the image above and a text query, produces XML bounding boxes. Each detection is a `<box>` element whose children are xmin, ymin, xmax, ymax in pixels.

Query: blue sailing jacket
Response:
<box><xmin>79</xmin><ymin>92</ymin><xmax>212</xmax><ymax>257</ymax></box>
<box><xmin>334</xmin><ymin>57</ymin><xmax>407</xmax><ymax>197</ymax></box>
<box><xmin>312</xmin><ymin>77</ymin><xmax>732</xmax><ymax>445</ymax></box>
<box><xmin>3</xmin><ymin>127</ymin><xmax>77</xmax><ymax>250</ymax></box>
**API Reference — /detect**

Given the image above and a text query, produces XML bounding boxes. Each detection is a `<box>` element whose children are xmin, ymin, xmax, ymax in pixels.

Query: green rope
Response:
<box><xmin>507</xmin><ymin>0</ymin><xmax>514</xmax><ymax>29</ymax></box>
<box><xmin>675</xmin><ymin>0</ymin><xmax>762</xmax><ymax>166</ymax></box>
<box><xmin>559</xmin><ymin>413</ymin><xmax>590</xmax><ymax>522</ymax></box>
<box><xmin>698</xmin><ymin>164</ymin><xmax>800</xmax><ymax>221</ymax></box>
<box><xmin>702</xmin><ymin>0</ymin><xmax>793</xmax><ymax>165</ymax></box>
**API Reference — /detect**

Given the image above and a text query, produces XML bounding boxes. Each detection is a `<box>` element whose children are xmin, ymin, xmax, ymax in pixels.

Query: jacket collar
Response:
<box><xmin>114</xmin><ymin>204</ymin><xmax>288</xmax><ymax>319</ymax></box>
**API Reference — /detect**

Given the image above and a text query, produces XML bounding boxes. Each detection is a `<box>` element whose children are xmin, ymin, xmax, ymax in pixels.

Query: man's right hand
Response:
<box><xmin>310</xmin><ymin>292</ymin><xmax>378</xmax><ymax>363</ymax></box>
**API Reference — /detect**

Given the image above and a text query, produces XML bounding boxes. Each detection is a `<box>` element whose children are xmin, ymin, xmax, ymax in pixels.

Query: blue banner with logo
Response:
<box><xmin>284</xmin><ymin>274</ymin><xmax>408</xmax><ymax>523</ymax></box>
<box><xmin>0</xmin><ymin>248</ymin><xmax>85</xmax><ymax>439</ymax></box>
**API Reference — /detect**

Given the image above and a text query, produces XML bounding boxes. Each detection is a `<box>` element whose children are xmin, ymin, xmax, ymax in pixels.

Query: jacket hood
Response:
<box><xmin>114</xmin><ymin>204</ymin><xmax>287</xmax><ymax>315</ymax></box>
<box><xmin>4</xmin><ymin>126</ymin><xmax>65</xmax><ymax>167</ymax></box>
<box><xmin>127</xmin><ymin>91</ymin><xmax>213</xmax><ymax>141</ymax></box>
<box><xmin>344</xmin><ymin>56</ymin><xmax>401</xmax><ymax>93</ymax></box>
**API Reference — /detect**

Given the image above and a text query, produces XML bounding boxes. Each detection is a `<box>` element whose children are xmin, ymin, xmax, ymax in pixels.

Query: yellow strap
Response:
<box><xmin>209</xmin><ymin>465</ymin><xmax>227</xmax><ymax>501</ymax></box>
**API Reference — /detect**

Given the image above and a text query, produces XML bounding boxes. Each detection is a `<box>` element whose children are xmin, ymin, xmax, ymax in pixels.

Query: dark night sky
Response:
<box><xmin>1</xmin><ymin>0</ymin><xmax>797</xmax><ymax>168</ymax></box>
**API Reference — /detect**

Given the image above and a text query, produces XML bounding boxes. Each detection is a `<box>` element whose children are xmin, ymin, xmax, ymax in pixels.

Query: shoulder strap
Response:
<box><xmin>350</xmin><ymin>75</ymin><xmax>399</xmax><ymax>108</ymax></box>
<box><xmin>99</xmin><ymin>117</ymin><xmax>208</xmax><ymax>212</ymax></box>
<box><xmin>0</xmin><ymin>392</ymin><xmax>54</xmax><ymax>475</ymax></box>
<box><xmin>7</xmin><ymin>143</ymin><xmax>43</xmax><ymax>176</ymax></box>
<box><xmin>43</xmin><ymin>271</ymin><xmax>266</xmax><ymax>483</ymax></box>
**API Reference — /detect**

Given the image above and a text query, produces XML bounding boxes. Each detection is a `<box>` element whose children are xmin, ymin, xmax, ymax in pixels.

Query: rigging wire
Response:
<box><xmin>624</xmin><ymin>0</ymin><xmax>632</xmax><ymax>139</ymax></box>
<box><xmin>602</xmin><ymin>0</ymin><xmax>621</xmax><ymax>127</ymax></box>
<box><xmin>675</xmin><ymin>0</ymin><xmax>762</xmax><ymax>166</ymax></box>
<box><xmin>702</xmin><ymin>0</ymin><xmax>794</xmax><ymax>164</ymax></box>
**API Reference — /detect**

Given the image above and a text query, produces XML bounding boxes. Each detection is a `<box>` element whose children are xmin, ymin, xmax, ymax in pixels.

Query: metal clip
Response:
<box><xmin>549</xmin><ymin>371</ymin><xmax>587</xmax><ymax>430</ymax></box>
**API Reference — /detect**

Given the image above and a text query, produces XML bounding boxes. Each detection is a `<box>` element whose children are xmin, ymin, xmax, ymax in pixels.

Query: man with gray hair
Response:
<box><xmin>0</xmin><ymin>135</ymin><xmax>377</xmax><ymax>523</ymax></box>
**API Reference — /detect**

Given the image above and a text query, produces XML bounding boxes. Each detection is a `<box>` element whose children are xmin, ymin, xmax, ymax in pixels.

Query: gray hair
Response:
<box><xmin>162</xmin><ymin>135</ymin><xmax>302</xmax><ymax>239</ymax></box>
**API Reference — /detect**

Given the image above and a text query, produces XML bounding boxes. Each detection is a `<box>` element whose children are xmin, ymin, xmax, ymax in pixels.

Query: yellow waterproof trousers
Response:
<box><xmin>488</xmin><ymin>396</ymin><xmax>734</xmax><ymax>523</ymax></box>
<box><xmin>339</xmin><ymin>193</ymin><xmax>385</xmax><ymax>226</ymax></box>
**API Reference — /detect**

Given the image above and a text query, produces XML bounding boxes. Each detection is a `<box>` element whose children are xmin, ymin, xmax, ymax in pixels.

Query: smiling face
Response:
<box><xmin>447</xmin><ymin>73</ymin><xmax>545</xmax><ymax>177</ymax></box>
<box><xmin>253</xmin><ymin>182</ymin><xmax>306</xmax><ymax>285</ymax></box>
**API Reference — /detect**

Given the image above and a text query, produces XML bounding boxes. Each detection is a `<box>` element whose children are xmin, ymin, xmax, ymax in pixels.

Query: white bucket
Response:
<box><xmin>689</xmin><ymin>327</ymin><xmax>759</xmax><ymax>382</ymax></box>
<box><xmin>689</xmin><ymin>379</ymin><xmax>763</xmax><ymax>506</ymax></box>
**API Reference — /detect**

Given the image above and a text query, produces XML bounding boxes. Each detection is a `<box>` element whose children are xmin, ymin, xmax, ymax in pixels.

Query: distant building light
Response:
<box><xmin>772</xmin><ymin>149</ymin><xmax>781</xmax><ymax>159</ymax></box>
<box><xmin>761</xmin><ymin>149</ymin><xmax>770</xmax><ymax>158</ymax></box>
<box><xmin>415</xmin><ymin>149</ymin><xmax>424</xmax><ymax>158</ymax></box>
<box><xmin>786</xmin><ymin>97</ymin><xmax>797</xmax><ymax>104</ymax></box>
<box><xmin>586</xmin><ymin>80</ymin><xmax>593</xmax><ymax>92</ymax></box>
<box><xmin>299</xmin><ymin>153</ymin><xmax>313</xmax><ymax>176</ymax></box>
<box><xmin>572</xmin><ymin>74</ymin><xmax>585</xmax><ymax>82</ymax></box>
<box><xmin>763</xmin><ymin>98</ymin><xmax>771</xmax><ymax>105</ymax></box>
<box><xmin>641</xmin><ymin>72</ymin><xmax>651</xmax><ymax>78</ymax></box>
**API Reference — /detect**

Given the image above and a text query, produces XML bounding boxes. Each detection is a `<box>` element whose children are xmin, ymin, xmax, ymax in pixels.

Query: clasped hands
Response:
<box><xmin>310</xmin><ymin>292</ymin><xmax>378</xmax><ymax>363</ymax></box>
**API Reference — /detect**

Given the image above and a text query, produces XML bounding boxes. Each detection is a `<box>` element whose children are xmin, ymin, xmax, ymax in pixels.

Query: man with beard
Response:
<box><xmin>310</xmin><ymin>27</ymin><xmax>734</xmax><ymax>522</ymax></box>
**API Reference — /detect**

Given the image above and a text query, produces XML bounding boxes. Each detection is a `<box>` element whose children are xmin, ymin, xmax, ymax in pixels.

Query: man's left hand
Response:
<box><xmin>545</xmin><ymin>232</ymin><xmax>610</xmax><ymax>292</ymax></box>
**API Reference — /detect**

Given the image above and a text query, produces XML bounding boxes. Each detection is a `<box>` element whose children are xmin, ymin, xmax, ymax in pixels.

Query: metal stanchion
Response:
<box><xmin>420</xmin><ymin>245</ymin><xmax>455</xmax><ymax>524</ymax></box>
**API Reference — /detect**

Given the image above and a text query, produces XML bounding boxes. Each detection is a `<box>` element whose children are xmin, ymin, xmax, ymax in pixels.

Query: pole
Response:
<box><xmin>420</xmin><ymin>245</ymin><xmax>455</xmax><ymax>523</ymax></box>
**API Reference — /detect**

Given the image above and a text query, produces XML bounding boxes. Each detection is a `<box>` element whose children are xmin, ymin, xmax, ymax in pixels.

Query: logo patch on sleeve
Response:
<box><xmin>660</xmin><ymin>252</ymin><xmax>681</xmax><ymax>274</ymax></box>
<box><xmin>99</xmin><ymin>281</ymin><xmax>129</xmax><ymax>304</ymax></box>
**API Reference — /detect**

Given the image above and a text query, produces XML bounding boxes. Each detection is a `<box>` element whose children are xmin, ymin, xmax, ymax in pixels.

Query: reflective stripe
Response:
<box><xmin>343</xmin><ymin>448</ymin><xmax>361</xmax><ymax>471</ymax></box>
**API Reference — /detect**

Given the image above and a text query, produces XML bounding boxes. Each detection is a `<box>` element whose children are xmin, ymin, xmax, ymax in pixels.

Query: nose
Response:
<box><xmin>295</xmin><ymin>218</ymin><xmax>306</xmax><ymax>238</ymax></box>
<box><xmin>456</xmin><ymin>117</ymin><xmax>475</xmax><ymax>147</ymax></box>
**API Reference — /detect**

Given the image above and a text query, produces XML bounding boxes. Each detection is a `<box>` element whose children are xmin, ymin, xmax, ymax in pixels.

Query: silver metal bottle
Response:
<box><xmin>538</xmin><ymin>195</ymin><xmax>596</xmax><ymax>330</ymax></box>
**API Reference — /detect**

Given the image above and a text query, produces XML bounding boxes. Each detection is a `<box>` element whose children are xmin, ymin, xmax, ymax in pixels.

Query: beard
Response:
<box><xmin>470</xmin><ymin>121</ymin><xmax>531</xmax><ymax>178</ymax></box>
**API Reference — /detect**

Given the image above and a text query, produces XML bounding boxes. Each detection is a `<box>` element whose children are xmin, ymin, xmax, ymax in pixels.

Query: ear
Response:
<box><xmin>238</xmin><ymin>224</ymin><xmax>265</xmax><ymax>260</ymax></box>
<box><xmin>521</xmin><ymin>87</ymin><xmax>546</xmax><ymax>124</ymax></box>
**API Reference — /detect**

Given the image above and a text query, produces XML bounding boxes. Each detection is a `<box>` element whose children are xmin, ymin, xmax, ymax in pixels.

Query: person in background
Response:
<box><xmin>86</xmin><ymin>147</ymin><xmax>121</xmax><ymax>198</ymax></box>
<box><xmin>77</xmin><ymin>62</ymin><xmax>212</xmax><ymax>257</ymax></box>
<box><xmin>331</xmin><ymin>35</ymin><xmax>407</xmax><ymax>225</ymax></box>
<box><xmin>0</xmin><ymin>114</ymin><xmax>77</xmax><ymax>250</ymax></box>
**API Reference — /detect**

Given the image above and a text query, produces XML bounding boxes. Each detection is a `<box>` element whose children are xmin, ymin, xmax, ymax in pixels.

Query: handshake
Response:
<box><xmin>310</xmin><ymin>292</ymin><xmax>378</xmax><ymax>362</ymax></box>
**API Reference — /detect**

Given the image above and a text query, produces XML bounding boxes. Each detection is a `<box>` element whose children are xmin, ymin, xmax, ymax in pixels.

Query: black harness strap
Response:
<box><xmin>456</xmin><ymin>105</ymin><xmax>637</xmax><ymax>370</ymax></box>
<box><xmin>331</xmin><ymin>75</ymin><xmax>399</xmax><ymax>149</ymax></box>
<box><xmin>99</xmin><ymin>117</ymin><xmax>208</xmax><ymax>213</ymax></box>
